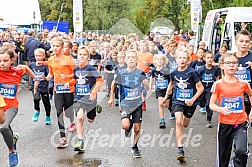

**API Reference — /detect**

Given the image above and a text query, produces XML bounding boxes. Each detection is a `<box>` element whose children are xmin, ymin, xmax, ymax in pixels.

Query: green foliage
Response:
<box><xmin>38</xmin><ymin>0</ymin><xmax>252</xmax><ymax>34</ymax></box>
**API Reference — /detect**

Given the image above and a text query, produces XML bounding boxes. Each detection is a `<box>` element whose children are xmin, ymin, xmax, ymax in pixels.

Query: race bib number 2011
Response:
<box><xmin>221</xmin><ymin>96</ymin><xmax>243</xmax><ymax>113</ymax></box>
<box><xmin>56</xmin><ymin>83</ymin><xmax>71</xmax><ymax>93</ymax></box>
<box><xmin>0</xmin><ymin>84</ymin><xmax>17</xmax><ymax>99</ymax></box>
<box><xmin>124</xmin><ymin>87</ymin><xmax>140</xmax><ymax>100</ymax></box>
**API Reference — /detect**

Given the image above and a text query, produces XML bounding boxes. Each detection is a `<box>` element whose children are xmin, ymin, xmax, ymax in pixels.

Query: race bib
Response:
<box><xmin>176</xmin><ymin>88</ymin><xmax>193</xmax><ymax>101</ymax></box>
<box><xmin>55</xmin><ymin>83</ymin><xmax>70</xmax><ymax>93</ymax></box>
<box><xmin>75</xmin><ymin>84</ymin><xmax>91</xmax><ymax>95</ymax></box>
<box><xmin>0</xmin><ymin>84</ymin><xmax>17</xmax><ymax>99</ymax></box>
<box><xmin>202</xmin><ymin>73</ymin><xmax>214</xmax><ymax>83</ymax></box>
<box><xmin>124</xmin><ymin>87</ymin><xmax>140</xmax><ymax>100</ymax></box>
<box><xmin>155</xmin><ymin>80</ymin><xmax>168</xmax><ymax>90</ymax></box>
<box><xmin>221</xmin><ymin>96</ymin><xmax>243</xmax><ymax>113</ymax></box>
<box><xmin>169</xmin><ymin>62</ymin><xmax>177</xmax><ymax>73</ymax></box>
<box><xmin>235</xmin><ymin>69</ymin><xmax>251</xmax><ymax>82</ymax></box>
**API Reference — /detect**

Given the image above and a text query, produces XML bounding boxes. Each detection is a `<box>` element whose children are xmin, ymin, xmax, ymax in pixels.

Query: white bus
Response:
<box><xmin>202</xmin><ymin>7</ymin><xmax>252</xmax><ymax>54</ymax></box>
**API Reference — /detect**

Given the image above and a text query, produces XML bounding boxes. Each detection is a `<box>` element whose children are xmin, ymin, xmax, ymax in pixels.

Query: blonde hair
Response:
<box><xmin>125</xmin><ymin>49</ymin><xmax>138</xmax><ymax>59</ymax></box>
<box><xmin>51</xmin><ymin>37</ymin><xmax>64</xmax><ymax>46</ymax></box>
<box><xmin>78</xmin><ymin>46</ymin><xmax>90</xmax><ymax>59</ymax></box>
<box><xmin>219</xmin><ymin>53</ymin><xmax>238</xmax><ymax>76</ymax></box>
<box><xmin>153</xmin><ymin>54</ymin><xmax>168</xmax><ymax>67</ymax></box>
<box><xmin>175</xmin><ymin>48</ymin><xmax>190</xmax><ymax>60</ymax></box>
<box><xmin>117</xmin><ymin>51</ymin><xmax>125</xmax><ymax>58</ymax></box>
<box><xmin>34</xmin><ymin>48</ymin><xmax>46</xmax><ymax>57</ymax></box>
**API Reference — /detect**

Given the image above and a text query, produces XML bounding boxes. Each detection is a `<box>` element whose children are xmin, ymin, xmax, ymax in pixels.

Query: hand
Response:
<box><xmin>64</xmin><ymin>82</ymin><xmax>69</xmax><ymax>89</ymax></box>
<box><xmin>46</xmin><ymin>74</ymin><xmax>52</xmax><ymax>81</ymax></box>
<box><xmin>142</xmin><ymin>79</ymin><xmax>148</xmax><ymax>85</ymax></box>
<box><xmin>36</xmin><ymin>61</ymin><xmax>43</xmax><ymax>66</ymax></box>
<box><xmin>61</xmin><ymin>74</ymin><xmax>66</xmax><ymax>79</ymax></box>
<box><xmin>185</xmin><ymin>99</ymin><xmax>194</xmax><ymax>106</ymax></box>
<box><xmin>245</xmin><ymin>61</ymin><xmax>252</xmax><ymax>68</ymax></box>
<box><xmin>108</xmin><ymin>98</ymin><xmax>114</xmax><ymax>107</ymax></box>
<box><xmin>89</xmin><ymin>92</ymin><xmax>96</xmax><ymax>101</ymax></box>
<box><xmin>241</xmin><ymin>22</ymin><xmax>247</xmax><ymax>30</ymax></box>
<box><xmin>219</xmin><ymin>107</ymin><xmax>231</xmax><ymax>115</ymax></box>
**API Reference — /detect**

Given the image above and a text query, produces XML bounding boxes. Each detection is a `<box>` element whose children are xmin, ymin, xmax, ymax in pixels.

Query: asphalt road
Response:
<box><xmin>0</xmin><ymin>89</ymin><xmax>252</xmax><ymax>167</ymax></box>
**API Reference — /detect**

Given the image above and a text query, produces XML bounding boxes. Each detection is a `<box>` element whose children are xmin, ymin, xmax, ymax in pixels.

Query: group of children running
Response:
<box><xmin>0</xmin><ymin>30</ymin><xmax>252</xmax><ymax>167</ymax></box>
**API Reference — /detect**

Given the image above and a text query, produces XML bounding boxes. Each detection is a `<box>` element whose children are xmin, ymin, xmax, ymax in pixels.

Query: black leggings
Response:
<box><xmin>54</xmin><ymin>92</ymin><xmax>74</xmax><ymax>138</ymax></box>
<box><xmin>32</xmin><ymin>90</ymin><xmax>51</xmax><ymax>117</ymax></box>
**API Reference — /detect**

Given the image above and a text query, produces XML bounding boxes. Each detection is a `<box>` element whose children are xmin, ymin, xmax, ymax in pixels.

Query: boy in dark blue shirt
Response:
<box><xmin>29</xmin><ymin>48</ymin><xmax>51</xmax><ymax>125</ymax></box>
<box><xmin>198</xmin><ymin>51</ymin><xmax>219</xmax><ymax>128</ymax></box>
<box><xmin>108</xmin><ymin>50</ymin><xmax>149</xmax><ymax>158</ymax></box>
<box><xmin>164</xmin><ymin>48</ymin><xmax>204</xmax><ymax>162</ymax></box>
<box><xmin>73</xmin><ymin>46</ymin><xmax>104</xmax><ymax>152</ymax></box>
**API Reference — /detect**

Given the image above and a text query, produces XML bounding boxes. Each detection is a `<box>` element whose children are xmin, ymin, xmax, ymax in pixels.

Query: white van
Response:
<box><xmin>202</xmin><ymin>7</ymin><xmax>252</xmax><ymax>54</ymax></box>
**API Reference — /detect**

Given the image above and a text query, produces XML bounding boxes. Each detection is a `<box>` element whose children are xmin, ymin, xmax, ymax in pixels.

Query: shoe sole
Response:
<box><xmin>159</xmin><ymin>125</ymin><xmax>166</xmax><ymax>129</ymax></box>
<box><xmin>45</xmin><ymin>123</ymin><xmax>51</xmax><ymax>125</ymax></box>
<box><xmin>55</xmin><ymin>144</ymin><xmax>69</xmax><ymax>149</ymax></box>
<box><xmin>74</xmin><ymin>148</ymin><xmax>85</xmax><ymax>153</ymax></box>
<box><xmin>177</xmin><ymin>155</ymin><xmax>185</xmax><ymax>161</ymax></box>
<box><xmin>131</xmin><ymin>150</ymin><xmax>141</xmax><ymax>158</ymax></box>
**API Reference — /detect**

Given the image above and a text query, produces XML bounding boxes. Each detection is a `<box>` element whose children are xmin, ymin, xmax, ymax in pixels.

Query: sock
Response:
<box><xmin>161</xmin><ymin>118</ymin><xmax>165</xmax><ymax>122</ymax></box>
<box><xmin>132</xmin><ymin>142</ymin><xmax>138</xmax><ymax>149</ymax></box>
<box><xmin>178</xmin><ymin>147</ymin><xmax>183</xmax><ymax>152</ymax></box>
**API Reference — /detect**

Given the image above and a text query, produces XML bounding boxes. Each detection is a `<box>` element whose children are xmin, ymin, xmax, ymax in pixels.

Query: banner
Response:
<box><xmin>190</xmin><ymin>0</ymin><xmax>201</xmax><ymax>33</ymax></box>
<box><xmin>73</xmin><ymin>0</ymin><xmax>83</xmax><ymax>43</ymax></box>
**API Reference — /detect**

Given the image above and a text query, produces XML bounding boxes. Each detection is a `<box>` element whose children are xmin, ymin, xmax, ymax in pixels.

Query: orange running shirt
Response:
<box><xmin>48</xmin><ymin>55</ymin><xmax>76</xmax><ymax>93</ymax></box>
<box><xmin>211</xmin><ymin>78</ymin><xmax>250</xmax><ymax>125</ymax></box>
<box><xmin>137</xmin><ymin>51</ymin><xmax>153</xmax><ymax>73</ymax></box>
<box><xmin>189</xmin><ymin>53</ymin><xmax>197</xmax><ymax>63</ymax></box>
<box><xmin>0</xmin><ymin>66</ymin><xmax>25</xmax><ymax>111</ymax></box>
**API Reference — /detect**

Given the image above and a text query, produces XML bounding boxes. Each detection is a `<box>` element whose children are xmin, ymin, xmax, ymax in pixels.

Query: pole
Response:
<box><xmin>56</xmin><ymin>2</ymin><xmax>64</xmax><ymax>32</ymax></box>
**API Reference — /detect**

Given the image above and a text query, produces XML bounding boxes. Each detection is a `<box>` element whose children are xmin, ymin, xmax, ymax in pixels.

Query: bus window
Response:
<box><xmin>234</xmin><ymin>22</ymin><xmax>252</xmax><ymax>36</ymax></box>
<box><xmin>223</xmin><ymin>23</ymin><xmax>232</xmax><ymax>50</ymax></box>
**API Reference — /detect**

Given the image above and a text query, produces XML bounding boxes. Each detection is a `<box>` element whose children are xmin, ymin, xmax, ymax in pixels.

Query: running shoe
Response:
<box><xmin>49</xmin><ymin>94</ymin><xmax>53</xmax><ymax>100</ymax></box>
<box><xmin>200</xmin><ymin>107</ymin><xmax>206</xmax><ymax>114</ymax></box>
<box><xmin>68</xmin><ymin>123</ymin><xmax>76</xmax><ymax>132</ymax></box>
<box><xmin>169</xmin><ymin>114</ymin><xmax>175</xmax><ymax>120</ymax></box>
<box><xmin>96</xmin><ymin>104</ymin><xmax>102</xmax><ymax>113</ymax></box>
<box><xmin>13</xmin><ymin>133</ymin><xmax>19</xmax><ymax>151</ymax></box>
<box><xmin>177</xmin><ymin>150</ymin><xmax>185</xmax><ymax>162</ymax></box>
<box><xmin>206</xmin><ymin>121</ymin><xmax>213</xmax><ymax>128</ymax></box>
<box><xmin>125</xmin><ymin>120</ymin><xmax>133</xmax><ymax>138</ymax></box>
<box><xmin>74</xmin><ymin>141</ymin><xmax>85</xmax><ymax>153</ymax></box>
<box><xmin>56</xmin><ymin>138</ymin><xmax>68</xmax><ymax>148</ymax></box>
<box><xmin>106</xmin><ymin>91</ymin><xmax>110</xmax><ymax>97</ymax></box>
<box><xmin>32</xmin><ymin>110</ymin><xmax>40</xmax><ymax>122</ymax></box>
<box><xmin>142</xmin><ymin>101</ymin><xmax>146</xmax><ymax>111</ymax></box>
<box><xmin>131</xmin><ymin>147</ymin><xmax>141</xmax><ymax>158</ymax></box>
<box><xmin>159</xmin><ymin>121</ymin><xmax>166</xmax><ymax>129</ymax></box>
<box><xmin>45</xmin><ymin>116</ymin><xmax>51</xmax><ymax>125</ymax></box>
<box><xmin>9</xmin><ymin>151</ymin><xmax>19</xmax><ymax>167</ymax></box>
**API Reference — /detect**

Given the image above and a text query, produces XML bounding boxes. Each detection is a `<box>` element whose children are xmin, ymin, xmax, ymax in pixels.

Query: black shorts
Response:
<box><xmin>171</xmin><ymin>104</ymin><xmax>197</xmax><ymax>118</ymax></box>
<box><xmin>74</xmin><ymin>102</ymin><xmax>96</xmax><ymax>120</ymax></box>
<box><xmin>121</xmin><ymin>105</ymin><xmax>142</xmax><ymax>123</ymax></box>
<box><xmin>155</xmin><ymin>89</ymin><xmax>167</xmax><ymax>99</ymax></box>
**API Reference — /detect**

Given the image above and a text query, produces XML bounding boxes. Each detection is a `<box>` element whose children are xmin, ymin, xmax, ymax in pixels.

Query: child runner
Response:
<box><xmin>149</xmin><ymin>54</ymin><xmax>170</xmax><ymax>128</ymax></box>
<box><xmin>190</xmin><ymin>48</ymin><xmax>206</xmax><ymax>113</ymax></box>
<box><xmin>104</xmin><ymin>49</ymin><xmax>118</xmax><ymax>97</ymax></box>
<box><xmin>164</xmin><ymin>40</ymin><xmax>178</xmax><ymax>120</ymax></box>
<box><xmin>108</xmin><ymin>49</ymin><xmax>149</xmax><ymax>158</ymax></box>
<box><xmin>198</xmin><ymin>51</ymin><xmax>219</xmax><ymax>128</ymax></box>
<box><xmin>29</xmin><ymin>48</ymin><xmax>51</xmax><ymax>124</ymax></box>
<box><xmin>234</xmin><ymin>30</ymin><xmax>252</xmax><ymax>117</ymax></box>
<box><xmin>164</xmin><ymin>48</ymin><xmax>204</xmax><ymax>162</ymax></box>
<box><xmin>113</xmin><ymin>51</ymin><xmax>127</xmax><ymax>106</ymax></box>
<box><xmin>210</xmin><ymin>53</ymin><xmax>252</xmax><ymax>167</ymax></box>
<box><xmin>73</xmin><ymin>46</ymin><xmax>104</xmax><ymax>152</ymax></box>
<box><xmin>0</xmin><ymin>47</ymin><xmax>39</xmax><ymax>166</ymax></box>
<box><xmin>71</xmin><ymin>41</ymin><xmax>79</xmax><ymax>59</ymax></box>
<box><xmin>0</xmin><ymin>93</ymin><xmax>6</xmax><ymax>124</ymax></box>
<box><xmin>89</xmin><ymin>41</ymin><xmax>102</xmax><ymax>72</ymax></box>
<box><xmin>46</xmin><ymin>38</ymin><xmax>76</xmax><ymax>148</ymax></box>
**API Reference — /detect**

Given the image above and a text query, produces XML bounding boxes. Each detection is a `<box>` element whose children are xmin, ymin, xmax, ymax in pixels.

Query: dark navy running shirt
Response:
<box><xmin>105</xmin><ymin>58</ymin><xmax>118</xmax><ymax>79</ymax></box>
<box><xmin>29</xmin><ymin>63</ymin><xmax>49</xmax><ymax>92</ymax></box>
<box><xmin>190</xmin><ymin>59</ymin><xmax>206</xmax><ymax>71</ymax></box>
<box><xmin>166</xmin><ymin>53</ymin><xmax>177</xmax><ymax>73</ymax></box>
<box><xmin>74</xmin><ymin>64</ymin><xmax>102</xmax><ymax>104</ymax></box>
<box><xmin>198</xmin><ymin>65</ymin><xmax>219</xmax><ymax>89</ymax></box>
<box><xmin>235</xmin><ymin>52</ymin><xmax>252</xmax><ymax>86</ymax></box>
<box><xmin>171</xmin><ymin>67</ymin><xmax>201</xmax><ymax>106</ymax></box>
<box><xmin>151</xmin><ymin>67</ymin><xmax>170</xmax><ymax>91</ymax></box>
<box><xmin>115</xmin><ymin>68</ymin><xmax>147</xmax><ymax>112</ymax></box>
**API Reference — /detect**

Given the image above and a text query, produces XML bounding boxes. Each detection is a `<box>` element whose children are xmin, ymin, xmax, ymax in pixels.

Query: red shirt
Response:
<box><xmin>0</xmin><ymin>66</ymin><xmax>25</xmax><ymax>111</ymax></box>
<box><xmin>211</xmin><ymin>78</ymin><xmax>250</xmax><ymax>125</ymax></box>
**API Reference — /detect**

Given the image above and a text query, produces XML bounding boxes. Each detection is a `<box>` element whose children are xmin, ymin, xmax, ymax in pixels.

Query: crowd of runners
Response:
<box><xmin>0</xmin><ymin>27</ymin><xmax>252</xmax><ymax>167</ymax></box>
